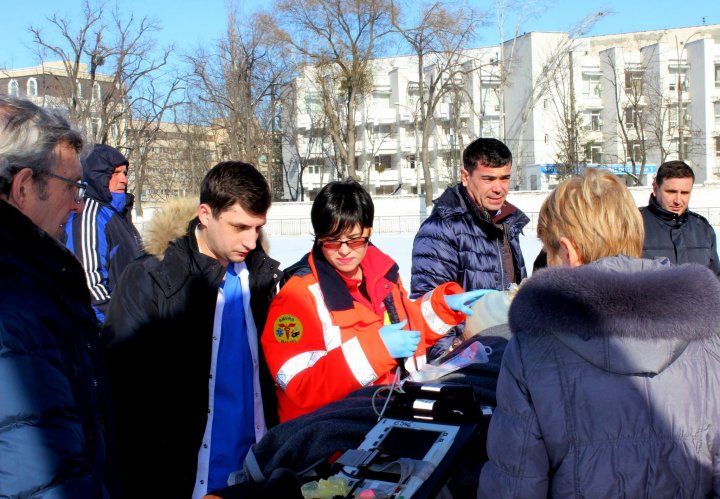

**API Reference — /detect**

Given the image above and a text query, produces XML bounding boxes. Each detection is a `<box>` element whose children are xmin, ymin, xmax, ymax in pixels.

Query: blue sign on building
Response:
<box><xmin>538</xmin><ymin>163</ymin><xmax>658</xmax><ymax>175</ymax></box>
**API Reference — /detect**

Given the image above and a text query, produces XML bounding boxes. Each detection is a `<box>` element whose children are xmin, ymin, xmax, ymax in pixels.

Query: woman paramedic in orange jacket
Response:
<box><xmin>261</xmin><ymin>179</ymin><xmax>488</xmax><ymax>422</ymax></box>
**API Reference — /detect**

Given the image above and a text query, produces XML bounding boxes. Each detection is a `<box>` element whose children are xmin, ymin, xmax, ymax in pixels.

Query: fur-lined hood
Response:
<box><xmin>509</xmin><ymin>255</ymin><xmax>720</xmax><ymax>375</ymax></box>
<box><xmin>143</xmin><ymin>197</ymin><xmax>270</xmax><ymax>260</ymax></box>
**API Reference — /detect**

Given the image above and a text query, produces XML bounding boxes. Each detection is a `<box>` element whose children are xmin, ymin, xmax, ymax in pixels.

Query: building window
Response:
<box><xmin>582</xmin><ymin>73</ymin><xmax>602</xmax><ymax>97</ymax></box>
<box><xmin>624</xmin><ymin>69</ymin><xmax>643</xmax><ymax>94</ymax></box>
<box><xmin>584</xmin><ymin>110</ymin><xmax>602</xmax><ymax>132</ymax></box>
<box><xmin>627</xmin><ymin>141</ymin><xmax>643</xmax><ymax>163</ymax></box>
<box><xmin>8</xmin><ymin>79</ymin><xmax>19</xmax><ymax>97</ymax></box>
<box><xmin>91</xmin><ymin>117</ymin><xmax>101</xmax><ymax>138</ymax></box>
<box><xmin>715</xmin><ymin>64</ymin><xmax>720</xmax><ymax>88</ymax></box>
<box><xmin>406</xmin><ymin>155</ymin><xmax>416</xmax><ymax>169</ymax></box>
<box><xmin>668</xmin><ymin>66</ymin><xmax>689</xmax><ymax>92</ymax></box>
<box><xmin>92</xmin><ymin>82</ymin><xmax>101</xmax><ymax>102</ymax></box>
<box><xmin>625</xmin><ymin>107</ymin><xmax>641</xmax><ymax>128</ymax></box>
<box><xmin>716</xmin><ymin>136</ymin><xmax>720</xmax><ymax>158</ymax></box>
<box><xmin>480</xmin><ymin>117</ymin><xmax>500</xmax><ymax>138</ymax></box>
<box><xmin>27</xmin><ymin>78</ymin><xmax>38</xmax><ymax>97</ymax></box>
<box><xmin>480</xmin><ymin>86</ymin><xmax>501</xmax><ymax>114</ymax></box>
<box><xmin>77</xmin><ymin>81</ymin><xmax>83</xmax><ymax>99</ymax></box>
<box><xmin>584</xmin><ymin>141</ymin><xmax>603</xmax><ymax>164</ymax></box>
<box><xmin>715</xmin><ymin>101</ymin><xmax>720</xmax><ymax>130</ymax></box>
<box><xmin>373</xmin><ymin>91</ymin><xmax>391</xmax><ymax>109</ymax></box>
<box><xmin>374</xmin><ymin>155</ymin><xmax>392</xmax><ymax>172</ymax></box>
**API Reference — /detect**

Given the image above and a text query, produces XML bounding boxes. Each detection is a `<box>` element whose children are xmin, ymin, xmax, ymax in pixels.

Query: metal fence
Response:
<box><xmin>262</xmin><ymin>208</ymin><xmax>720</xmax><ymax>237</ymax></box>
<box><xmin>136</xmin><ymin>207</ymin><xmax>720</xmax><ymax>238</ymax></box>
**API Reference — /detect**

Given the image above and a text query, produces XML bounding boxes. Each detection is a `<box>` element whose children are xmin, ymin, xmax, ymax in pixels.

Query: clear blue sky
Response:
<box><xmin>1</xmin><ymin>0</ymin><xmax>717</xmax><ymax>70</ymax></box>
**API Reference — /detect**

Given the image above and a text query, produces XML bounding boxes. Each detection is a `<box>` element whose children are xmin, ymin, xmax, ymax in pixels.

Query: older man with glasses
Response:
<box><xmin>0</xmin><ymin>95</ymin><xmax>119</xmax><ymax>497</ymax></box>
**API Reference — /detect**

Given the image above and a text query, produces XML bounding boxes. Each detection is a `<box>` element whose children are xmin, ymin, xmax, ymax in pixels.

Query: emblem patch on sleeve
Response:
<box><xmin>274</xmin><ymin>315</ymin><xmax>303</xmax><ymax>343</ymax></box>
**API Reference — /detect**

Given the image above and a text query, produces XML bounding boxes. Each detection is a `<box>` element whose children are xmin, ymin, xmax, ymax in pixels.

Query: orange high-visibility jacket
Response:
<box><xmin>261</xmin><ymin>244</ymin><xmax>465</xmax><ymax>422</ymax></box>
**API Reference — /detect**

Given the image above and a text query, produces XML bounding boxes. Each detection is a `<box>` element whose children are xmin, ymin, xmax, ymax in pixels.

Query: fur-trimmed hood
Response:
<box><xmin>509</xmin><ymin>255</ymin><xmax>720</xmax><ymax>375</ymax></box>
<box><xmin>143</xmin><ymin>197</ymin><xmax>271</xmax><ymax>260</ymax></box>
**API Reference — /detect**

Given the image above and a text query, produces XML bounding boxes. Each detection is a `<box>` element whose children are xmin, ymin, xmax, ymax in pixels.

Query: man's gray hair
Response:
<box><xmin>0</xmin><ymin>95</ymin><xmax>84</xmax><ymax>196</ymax></box>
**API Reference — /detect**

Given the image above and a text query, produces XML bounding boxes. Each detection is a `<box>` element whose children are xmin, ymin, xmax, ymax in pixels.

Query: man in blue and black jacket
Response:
<box><xmin>66</xmin><ymin>144</ymin><xmax>145</xmax><ymax>323</ymax></box>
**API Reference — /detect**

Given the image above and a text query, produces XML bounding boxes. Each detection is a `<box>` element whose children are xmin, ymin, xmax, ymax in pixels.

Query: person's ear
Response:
<box><xmin>197</xmin><ymin>203</ymin><xmax>212</xmax><ymax>227</ymax></box>
<box><xmin>652</xmin><ymin>179</ymin><xmax>659</xmax><ymax>197</ymax></box>
<box><xmin>558</xmin><ymin>237</ymin><xmax>583</xmax><ymax>267</ymax></box>
<box><xmin>7</xmin><ymin>168</ymin><xmax>35</xmax><ymax>210</ymax></box>
<box><xmin>460</xmin><ymin>167</ymin><xmax>469</xmax><ymax>186</ymax></box>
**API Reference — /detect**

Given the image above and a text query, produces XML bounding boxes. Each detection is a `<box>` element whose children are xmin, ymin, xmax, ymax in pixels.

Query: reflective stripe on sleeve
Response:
<box><xmin>421</xmin><ymin>290</ymin><xmax>453</xmax><ymax>336</ymax></box>
<box><xmin>341</xmin><ymin>336</ymin><xmax>378</xmax><ymax>386</ymax></box>
<box><xmin>276</xmin><ymin>350</ymin><xmax>327</xmax><ymax>390</ymax></box>
<box><xmin>308</xmin><ymin>283</ymin><xmax>342</xmax><ymax>350</ymax></box>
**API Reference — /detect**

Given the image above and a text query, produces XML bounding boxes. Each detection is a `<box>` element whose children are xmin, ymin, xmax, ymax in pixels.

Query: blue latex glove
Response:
<box><xmin>379</xmin><ymin>320</ymin><xmax>421</xmax><ymax>359</ymax></box>
<box><xmin>444</xmin><ymin>289</ymin><xmax>495</xmax><ymax>316</ymax></box>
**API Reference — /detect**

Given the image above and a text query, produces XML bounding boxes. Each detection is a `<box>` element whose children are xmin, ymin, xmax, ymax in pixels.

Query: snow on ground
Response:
<box><xmin>267</xmin><ymin>233</ymin><xmax>544</xmax><ymax>286</ymax></box>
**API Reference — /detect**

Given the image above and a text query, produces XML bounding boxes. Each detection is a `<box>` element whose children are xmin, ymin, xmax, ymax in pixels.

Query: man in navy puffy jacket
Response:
<box><xmin>65</xmin><ymin>144</ymin><xmax>144</xmax><ymax>323</ymax></box>
<box><xmin>411</xmin><ymin>138</ymin><xmax>528</xmax><ymax>358</ymax></box>
<box><xmin>0</xmin><ymin>96</ymin><xmax>117</xmax><ymax>497</ymax></box>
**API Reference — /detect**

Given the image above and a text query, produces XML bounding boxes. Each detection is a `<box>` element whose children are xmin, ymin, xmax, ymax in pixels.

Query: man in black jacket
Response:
<box><xmin>102</xmin><ymin>162</ymin><xmax>282</xmax><ymax>498</ymax></box>
<box><xmin>0</xmin><ymin>96</ymin><xmax>116</xmax><ymax>497</ymax></box>
<box><xmin>640</xmin><ymin>160</ymin><xmax>720</xmax><ymax>276</ymax></box>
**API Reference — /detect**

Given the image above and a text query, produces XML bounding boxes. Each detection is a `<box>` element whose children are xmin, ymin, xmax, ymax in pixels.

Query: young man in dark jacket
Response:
<box><xmin>65</xmin><ymin>144</ymin><xmax>145</xmax><ymax>323</ymax></box>
<box><xmin>102</xmin><ymin>162</ymin><xmax>282</xmax><ymax>498</ymax></box>
<box><xmin>640</xmin><ymin>160</ymin><xmax>720</xmax><ymax>277</ymax></box>
<box><xmin>0</xmin><ymin>96</ymin><xmax>117</xmax><ymax>497</ymax></box>
<box><xmin>410</xmin><ymin>137</ymin><xmax>528</xmax><ymax>358</ymax></box>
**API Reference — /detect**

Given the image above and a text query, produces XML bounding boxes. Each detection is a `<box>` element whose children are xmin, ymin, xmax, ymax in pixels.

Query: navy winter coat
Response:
<box><xmin>411</xmin><ymin>184</ymin><xmax>528</xmax><ymax>296</ymax></box>
<box><xmin>640</xmin><ymin>194</ymin><xmax>720</xmax><ymax>277</ymax></box>
<box><xmin>0</xmin><ymin>200</ymin><xmax>111</xmax><ymax>498</ymax></box>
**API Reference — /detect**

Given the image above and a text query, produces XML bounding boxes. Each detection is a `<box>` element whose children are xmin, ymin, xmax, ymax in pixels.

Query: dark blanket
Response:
<box><xmin>210</xmin><ymin>333</ymin><xmax>508</xmax><ymax>498</ymax></box>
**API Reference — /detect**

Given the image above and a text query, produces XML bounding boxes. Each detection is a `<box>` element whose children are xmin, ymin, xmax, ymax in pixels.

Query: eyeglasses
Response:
<box><xmin>319</xmin><ymin>236</ymin><xmax>370</xmax><ymax>251</ymax></box>
<box><xmin>44</xmin><ymin>172</ymin><xmax>88</xmax><ymax>203</ymax></box>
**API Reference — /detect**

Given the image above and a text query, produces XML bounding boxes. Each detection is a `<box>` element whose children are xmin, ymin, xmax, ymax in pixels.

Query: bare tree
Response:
<box><xmin>186</xmin><ymin>8</ymin><xmax>289</xmax><ymax>174</ymax></box>
<box><xmin>29</xmin><ymin>0</ymin><xmax>177</xmax><ymax>146</ymax></box>
<box><xmin>391</xmin><ymin>1</ymin><xmax>479</xmax><ymax>209</ymax></box>
<box><xmin>123</xmin><ymin>78</ymin><xmax>184</xmax><ymax>216</ymax></box>
<box><xmin>496</xmin><ymin>9</ymin><xmax>607</xmax><ymax>188</ymax></box>
<box><xmin>273</xmin><ymin>0</ymin><xmax>394</xmax><ymax>180</ymax></box>
<box><xmin>603</xmin><ymin>46</ymin><xmax>657</xmax><ymax>185</ymax></box>
<box><xmin>278</xmin><ymin>80</ymin><xmax>331</xmax><ymax>200</ymax></box>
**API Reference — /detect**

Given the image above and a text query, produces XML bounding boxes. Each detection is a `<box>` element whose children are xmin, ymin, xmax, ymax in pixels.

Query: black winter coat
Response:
<box><xmin>101</xmin><ymin>219</ymin><xmax>281</xmax><ymax>498</ymax></box>
<box><xmin>0</xmin><ymin>200</ymin><xmax>112</xmax><ymax>498</ymax></box>
<box><xmin>640</xmin><ymin>195</ymin><xmax>720</xmax><ymax>277</ymax></box>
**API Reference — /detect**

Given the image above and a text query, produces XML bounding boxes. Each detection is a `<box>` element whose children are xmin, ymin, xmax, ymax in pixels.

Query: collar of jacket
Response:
<box><xmin>1</xmin><ymin>199</ymin><xmax>89</xmax><ymax>299</ymax></box>
<box><xmin>151</xmin><ymin>218</ymin><xmax>225</xmax><ymax>296</ymax></box>
<box><xmin>646</xmin><ymin>194</ymin><xmax>688</xmax><ymax>226</ymax></box>
<box><xmin>154</xmin><ymin>217</ymin><xmax>280</xmax><ymax>297</ymax></box>
<box><xmin>509</xmin><ymin>255</ymin><xmax>720</xmax><ymax>375</ymax></box>
<box><xmin>309</xmin><ymin>243</ymin><xmax>400</xmax><ymax>312</ymax></box>
<box><xmin>510</xmin><ymin>255</ymin><xmax>720</xmax><ymax>342</ymax></box>
<box><xmin>435</xmin><ymin>184</ymin><xmax>528</xmax><ymax>235</ymax></box>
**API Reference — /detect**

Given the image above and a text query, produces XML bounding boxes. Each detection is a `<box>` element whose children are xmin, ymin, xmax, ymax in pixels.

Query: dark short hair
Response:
<box><xmin>0</xmin><ymin>95</ymin><xmax>84</xmax><ymax>197</ymax></box>
<box><xmin>462</xmin><ymin>137</ymin><xmax>512</xmax><ymax>174</ymax></box>
<box><xmin>311</xmin><ymin>179</ymin><xmax>374</xmax><ymax>240</ymax></box>
<box><xmin>199</xmin><ymin>161</ymin><xmax>271</xmax><ymax>217</ymax></box>
<box><xmin>655</xmin><ymin>160</ymin><xmax>694</xmax><ymax>186</ymax></box>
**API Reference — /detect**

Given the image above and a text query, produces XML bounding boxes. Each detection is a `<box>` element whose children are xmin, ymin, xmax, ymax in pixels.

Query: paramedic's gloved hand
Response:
<box><xmin>445</xmin><ymin>289</ymin><xmax>495</xmax><ymax>316</ymax></box>
<box><xmin>379</xmin><ymin>320</ymin><xmax>421</xmax><ymax>358</ymax></box>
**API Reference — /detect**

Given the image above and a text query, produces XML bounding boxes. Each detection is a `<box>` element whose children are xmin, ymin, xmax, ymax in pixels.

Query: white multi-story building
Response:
<box><xmin>282</xmin><ymin>24</ymin><xmax>720</xmax><ymax>199</ymax></box>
